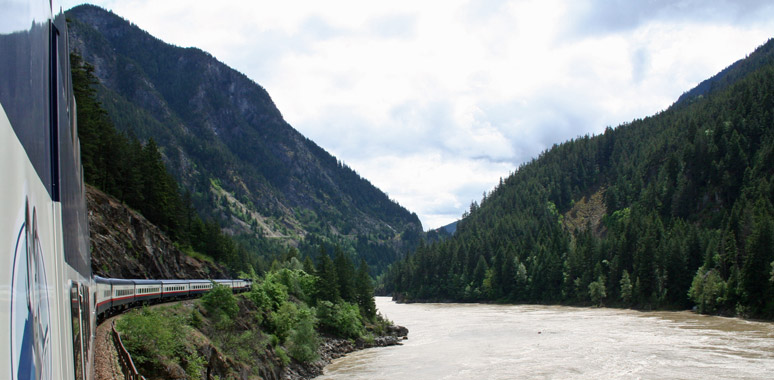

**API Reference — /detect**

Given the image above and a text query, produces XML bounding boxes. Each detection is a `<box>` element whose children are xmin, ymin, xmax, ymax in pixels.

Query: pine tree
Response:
<box><xmin>742</xmin><ymin>204</ymin><xmax>774</xmax><ymax>315</ymax></box>
<box><xmin>355</xmin><ymin>259</ymin><xmax>376</xmax><ymax>320</ymax></box>
<box><xmin>334</xmin><ymin>246</ymin><xmax>356</xmax><ymax>303</ymax></box>
<box><xmin>315</xmin><ymin>250</ymin><xmax>340</xmax><ymax>303</ymax></box>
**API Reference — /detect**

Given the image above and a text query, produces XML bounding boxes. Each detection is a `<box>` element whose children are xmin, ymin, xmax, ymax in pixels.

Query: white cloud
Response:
<box><xmin>62</xmin><ymin>0</ymin><xmax>774</xmax><ymax>229</ymax></box>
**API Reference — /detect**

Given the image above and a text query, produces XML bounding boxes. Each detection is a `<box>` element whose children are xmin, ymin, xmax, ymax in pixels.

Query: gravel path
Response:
<box><xmin>94</xmin><ymin>317</ymin><xmax>124</xmax><ymax>380</ymax></box>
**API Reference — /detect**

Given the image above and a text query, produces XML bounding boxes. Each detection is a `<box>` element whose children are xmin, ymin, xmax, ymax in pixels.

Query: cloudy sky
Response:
<box><xmin>62</xmin><ymin>0</ymin><xmax>774</xmax><ymax>230</ymax></box>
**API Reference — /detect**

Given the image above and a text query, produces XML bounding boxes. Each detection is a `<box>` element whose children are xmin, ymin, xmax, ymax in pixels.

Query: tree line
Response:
<box><xmin>383</xmin><ymin>39</ymin><xmax>774</xmax><ymax>318</ymax></box>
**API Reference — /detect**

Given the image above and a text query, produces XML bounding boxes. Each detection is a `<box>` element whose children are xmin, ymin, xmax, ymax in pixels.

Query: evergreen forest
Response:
<box><xmin>383</xmin><ymin>39</ymin><xmax>774</xmax><ymax>319</ymax></box>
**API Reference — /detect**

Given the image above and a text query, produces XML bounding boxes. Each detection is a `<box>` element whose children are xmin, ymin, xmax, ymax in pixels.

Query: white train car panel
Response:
<box><xmin>132</xmin><ymin>279</ymin><xmax>162</xmax><ymax>304</ymax></box>
<box><xmin>189</xmin><ymin>280</ymin><xmax>212</xmax><ymax>296</ymax></box>
<box><xmin>94</xmin><ymin>276</ymin><xmax>112</xmax><ymax>318</ymax></box>
<box><xmin>110</xmin><ymin>279</ymin><xmax>135</xmax><ymax>309</ymax></box>
<box><xmin>161</xmin><ymin>280</ymin><xmax>190</xmax><ymax>299</ymax></box>
<box><xmin>1</xmin><ymin>1</ymin><xmax>91</xmax><ymax>379</ymax></box>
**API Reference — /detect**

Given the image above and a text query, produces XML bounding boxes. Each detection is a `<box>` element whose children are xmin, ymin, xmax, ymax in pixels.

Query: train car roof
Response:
<box><xmin>95</xmin><ymin>276</ymin><xmax>111</xmax><ymax>284</ymax></box>
<box><xmin>132</xmin><ymin>279</ymin><xmax>163</xmax><ymax>285</ymax></box>
<box><xmin>161</xmin><ymin>279</ymin><xmax>193</xmax><ymax>284</ymax></box>
<box><xmin>109</xmin><ymin>278</ymin><xmax>136</xmax><ymax>285</ymax></box>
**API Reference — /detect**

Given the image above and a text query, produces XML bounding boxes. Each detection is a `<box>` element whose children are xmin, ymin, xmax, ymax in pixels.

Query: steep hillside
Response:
<box><xmin>386</xmin><ymin>39</ymin><xmax>774</xmax><ymax>318</ymax></box>
<box><xmin>65</xmin><ymin>5</ymin><xmax>422</xmax><ymax>273</ymax></box>
<box><xmin>87</xmin><ymin>184</ymin><xmax>229</xmax><ymax>279</ymax></box>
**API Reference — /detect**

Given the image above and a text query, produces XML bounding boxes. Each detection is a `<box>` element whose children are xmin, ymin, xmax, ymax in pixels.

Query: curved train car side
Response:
<box><xmin>94</xmin><ymin>277</ymin><xmax>251</xmax><ymax>322</ymax></box>
<box><xmin>1</xmin><ymin>2</ymin><xmax>252</xmax><ymax>379</ymax></box>
<box><xmin>1</xmin><ymin>1</ymin><xmax>92</xmax><ymax>379</ymax></box>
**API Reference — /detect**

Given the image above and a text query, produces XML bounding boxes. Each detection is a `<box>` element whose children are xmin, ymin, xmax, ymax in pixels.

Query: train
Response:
<box><xmin>1</xmin><ymin>2</ymin><xmax>251</xmax><ymax>380</ymax></box>
<box><xmin>94</xmin><ymin>277</ymin><xmax>251</xmax><ymax>322</ymax></box>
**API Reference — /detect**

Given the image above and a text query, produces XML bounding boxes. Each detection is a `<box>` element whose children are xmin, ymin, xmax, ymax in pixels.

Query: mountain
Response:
<box><xmin>675</xmin><ymin>39</ymin><xmax>774</xmax><ymax>105</ymax></box>
<box><xmin>65</xmin><ymin>5</ymin><xmax>422</xmax><ymax>273</ymax></box>
<box><xmin>424</xmin><ymin>221</ymin><xmax>456</xmax><ymax>244</ymax></box>
<box><xmin>441</xmin><ymin>221</ymin><xmax>458</xmax><ymax>235</ymax></box>
<box><xmin>386</xmin><ymin>39</ymin><xmax>774</xmax><ymax>318</ymax></box>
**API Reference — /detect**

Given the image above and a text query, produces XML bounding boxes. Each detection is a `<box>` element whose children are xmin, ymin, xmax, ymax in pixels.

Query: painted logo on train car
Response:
<box><xmin>10</xmin><ymin>206</ymin><xmax>52</xmax><ymax>380</ymax></box>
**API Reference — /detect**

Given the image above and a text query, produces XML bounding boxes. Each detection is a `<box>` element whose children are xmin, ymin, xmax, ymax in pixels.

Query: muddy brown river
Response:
<box><xmin>318</xmin><ymin>297</ymin><xmax>774</xmax><ymax>379</ymax></box>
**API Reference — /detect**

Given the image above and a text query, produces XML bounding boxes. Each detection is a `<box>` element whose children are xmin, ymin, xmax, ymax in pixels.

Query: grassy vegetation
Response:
<box><xmin>116</xmin><ymin>262</ymin><xmax>395</xmax><ymax>378</ymax></box>
<box><xmin>116</xmin><ymin>305</ymin><xmax>207</xmax><ymax>379</ymax></box>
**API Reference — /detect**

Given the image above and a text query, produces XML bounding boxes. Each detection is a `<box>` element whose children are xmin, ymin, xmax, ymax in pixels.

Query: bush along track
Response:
<box><xmin>115</xmin><ymin>263</ymin><xmax>408</xmax><ymax>380</ymax></box>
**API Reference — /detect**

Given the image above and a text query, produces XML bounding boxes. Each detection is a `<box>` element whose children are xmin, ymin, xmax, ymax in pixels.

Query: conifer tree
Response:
<box><xmin>334</xmin><ymin>246</ymin><xmax>356</xmax><ymax>303</ymax></box>
<box><xmin>355</xmin><ymin>259</ymin><xmax>376</xmax><ymax>320</ymax></box>
<box><xmin>315</xmin><ymin>250</ymin><xmax>340</xmax><ymax>303</ymax></box>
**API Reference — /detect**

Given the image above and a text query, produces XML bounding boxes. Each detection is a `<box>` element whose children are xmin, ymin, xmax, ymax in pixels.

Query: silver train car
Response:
<box><xmin>1</xmin><ymin>1</ymin><xmax>93</xmax><ymax>379</ymax></box>
<box><xmin>1</xmin><ymin>2</ymin><xmax>252</xmax><ymax>379</ymax></box>
<box><xmin>94</xmin><ymin>276</ymin><xmax>251</xmax><ymax>322</ymax></box>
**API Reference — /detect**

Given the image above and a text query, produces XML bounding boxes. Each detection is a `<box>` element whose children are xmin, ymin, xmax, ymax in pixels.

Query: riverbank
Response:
<box><xmin>284</xmin><ymin>325</ymin><xmax>409</xmax><ymax>380</ymax></box>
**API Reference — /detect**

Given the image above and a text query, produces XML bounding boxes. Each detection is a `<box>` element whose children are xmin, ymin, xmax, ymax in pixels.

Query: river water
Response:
<box><xmin>318</xmin><ymin>297</ymin><xmax>774</xmax><ymax>379</ymax></box>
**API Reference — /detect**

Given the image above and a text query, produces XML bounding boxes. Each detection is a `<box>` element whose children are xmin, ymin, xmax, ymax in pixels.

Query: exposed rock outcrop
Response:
<box><xmin>86</xmin><ymin>185</ymin><xmax>228</xmax><ymax>279</ymax></box>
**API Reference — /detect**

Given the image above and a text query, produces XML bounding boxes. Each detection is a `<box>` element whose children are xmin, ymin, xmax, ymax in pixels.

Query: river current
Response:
<box><xmin>318</xmin><ymin>297</ymin><xmax>774</xmax><ymax>379</ymax></box>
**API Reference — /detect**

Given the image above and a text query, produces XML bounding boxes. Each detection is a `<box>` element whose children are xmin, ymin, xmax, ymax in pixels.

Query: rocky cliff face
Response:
<box><xmin>87</xmin><ymin>184</ymin><xmax>228</xmax><ymax>279</ymax></box>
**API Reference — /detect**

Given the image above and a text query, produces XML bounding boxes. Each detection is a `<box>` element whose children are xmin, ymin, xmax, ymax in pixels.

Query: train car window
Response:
<box><xmin>79</xmin><ymin>284</ymin><xmax>91</xmax><ymax>368</ymax></box>
<box><xmin>70</xmin><ymin>284</ymin><xmax>84</xmax><ymax>380</ymax></box>
<box><xmin>49</xmin><ymin>22</ymin><xmax>60</xmax><ymax>201</ymax></box>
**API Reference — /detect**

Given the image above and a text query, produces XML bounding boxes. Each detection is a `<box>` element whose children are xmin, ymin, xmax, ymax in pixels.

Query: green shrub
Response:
<box><xmin>184</xmin><ymin>351</ymin><xmax>207</xmax><ymax>379</ymax></box>
<box><xmin>189</xmin><ymin>309</ymin><xmax>203</xmax><ymax>329</ymax></box>
<box><xmin>269</xmin><ymin>302</ymin><xmax>299</xmax><ymax>342</ymax></box>
<box><xmin>275</xmin><ymin>346</ymin><xmax>290</xmax><ymax>366</ymax></box>
<box><xmin>250</xmin><ymin>278</ymin><xmax>288</xmax><ymax>311</ymax></box>
<box><xmin>367</xmin><ymin>312</ymin><xmax>393</xmax><ymax>336</ymax></box>
<box><xmin>588</xmin><ymin>275</ymin><xmax>607</xmax><ymax>305</ymax></box>
<box><xmin>116</xmin><ymin>306</ymin><xmax>185</xmax><ymax>366</ymax></box>
<box><xmin>271</xmin><ymin>268</ymin><xmax>316</xmax><ymax>304</ymax></box>
<box><xmin>201</xmin><ymin>282</ymin><xmax>239</xmax><ymax>319</ymax></box>
<box><xmin>316</xmin><ymin>301</ymin><xmax>364</xmax><ymax>339</ymax></box>
<box><xmin>689</xmin><ymin>267</ymin><xmax>726</xmax><ymax>313</ymax></box>
<box><xmin>287</xmin><ymin>309</ymin><xmax>319</xmax><ymax>363</ymax></box>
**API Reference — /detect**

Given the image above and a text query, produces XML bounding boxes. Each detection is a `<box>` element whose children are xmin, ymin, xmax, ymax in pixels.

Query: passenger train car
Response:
<box><xmin>94</xmin><ymin>277</ymin><xmax>250</xmax><ymax>322</ymax></box>
<box><xmin>1</xmin><ymin>2</ymin><xmax>252</xmax><ymax>379</ymax></box>
<box><xmin>1</xmin><ymin>1</ymin><xmax>92</xmax><ymax>379</ymax></box>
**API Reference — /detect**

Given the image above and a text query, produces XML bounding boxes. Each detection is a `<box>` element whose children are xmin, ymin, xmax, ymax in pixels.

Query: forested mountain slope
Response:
<box><xmin>65</xmin><ymin>5</ymin><xmax>422</xmax><ymax>273</ymax></box>
<box><xmin>386</xmin><ymin>39</ymin><xmax>774</xmax><ymax>318</ymax></box>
